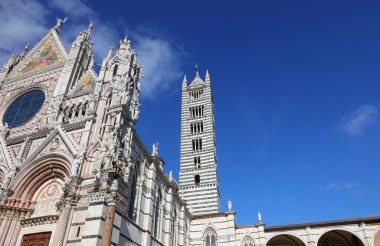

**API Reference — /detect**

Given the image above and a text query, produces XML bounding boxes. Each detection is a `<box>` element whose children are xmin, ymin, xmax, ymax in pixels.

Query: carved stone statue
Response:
<box><xmin>152</xmin><ymin>143</ymin><xmax>159</xmax><ymax>157</ymax></box>
<box><xmin>54</xmin><ymin>17</ymin><xmax>68</xmax><ymax>32</ymax></box>
<box><xmin>97</xmin><ymin>143</ymin><xmax>107</xmax><ymax>169</ymax></box>
<box><xmin>2</xmin><ymin>165</ymin><xmax>17</xmax><ymax>189</ymax></box>
<box><xmin>71</xmin><ymin>153</ymin><xmax>84</xmax><ymax>176</ymax></box>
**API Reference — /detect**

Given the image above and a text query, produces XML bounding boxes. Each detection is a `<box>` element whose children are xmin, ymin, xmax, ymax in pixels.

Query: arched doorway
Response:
<box><xmin>317</xmin><ymin>230</ymin><xmax>365</xmax><ymax>246</ymax></box>
<box><xmin>2</xmin><ymin>155</ymin><xmax>71</xmax><ymax>246</ymax></box>
<box><xmin>375</xmin><ymin>229</ymin><xmax>380</xmax><ymax>246</ymax></box>
<box><xmin>267</xmin><ymin>234</ymin><xmax>306</xmax><ymax>246</ymax></box>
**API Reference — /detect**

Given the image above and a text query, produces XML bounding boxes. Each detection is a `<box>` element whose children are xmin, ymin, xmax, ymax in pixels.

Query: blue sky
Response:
<box><xmin>1</xmin><ymin>0</ymin><xmax>379</xmax><ymax>226</ymax></box>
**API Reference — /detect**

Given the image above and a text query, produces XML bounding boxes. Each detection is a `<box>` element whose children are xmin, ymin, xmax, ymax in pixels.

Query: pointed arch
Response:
<box><xmin>242</xmin><ymin>236</ymin><xmax>255</xmax><ymax>246</ymax></box>
<box><xmin>204</xmin><ymin>227</ymin><xmax>217</xmax><ymax>246</ymax></box>
<box><xmin>113</xmin><ymin>64</ymin><xmax>119</xmax><ymax>76</ymax></box>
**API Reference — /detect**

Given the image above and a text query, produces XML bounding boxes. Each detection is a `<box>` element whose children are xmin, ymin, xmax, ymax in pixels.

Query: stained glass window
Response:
<box><xmin>3</xmin><ymin>90</ymin><xmax>45</xmax><ymax>128</ymax></box>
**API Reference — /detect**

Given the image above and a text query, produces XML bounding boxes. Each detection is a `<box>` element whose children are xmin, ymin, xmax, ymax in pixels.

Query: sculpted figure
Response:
<box><xmin>71</xmin><ymin>153</ymin><xmax>84</xmax><ymax>176</ymax></box>
<box><xmin>152</xmin><ymin>143</ymin><xmax>159</xmax><ymax>157</ymax></box>
<box><xmin>97</xmin><ymin>143</ymin><xmax>107</xmax><ymax>169</ymax></box>
<box><xmin>2</xmin><ymin>165</ymin><xmax>17</xmax><ymax>189</ymax></box>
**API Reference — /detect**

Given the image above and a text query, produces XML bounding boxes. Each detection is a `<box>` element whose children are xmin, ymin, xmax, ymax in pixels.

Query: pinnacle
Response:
<box><xmin>195</xmin><ymin>70</ymin><xmax>200</xmax><ymax>78</ymax></box>
<box><xmin>205</xmin><ymin>69</ymin><xmax>210</xmax><ymax>82</ymax></box>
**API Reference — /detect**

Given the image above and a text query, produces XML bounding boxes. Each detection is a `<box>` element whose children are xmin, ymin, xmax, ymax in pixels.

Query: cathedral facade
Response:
<box><xmin>0</xmin><ymin>21</ymin><xmax>379</xmax><ymax>246</ymax></box>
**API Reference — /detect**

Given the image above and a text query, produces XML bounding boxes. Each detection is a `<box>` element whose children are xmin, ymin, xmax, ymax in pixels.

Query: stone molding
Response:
<box><xmin>20</xmin><ymin>215</ymin><xmax>59</xmax><ymax>227</ymax></box>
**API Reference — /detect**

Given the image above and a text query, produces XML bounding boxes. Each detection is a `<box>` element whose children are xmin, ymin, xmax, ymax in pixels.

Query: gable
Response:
<box><xmin>67</xmin><ymin>71</ymin><xmax>96</xmax><ymax>98</ymax></box>
<box><xmin>20</xmin><ymin>42</ymin><xmax>60</xmax><ymax>74</ymax></box>
<box><xmin>23</xmin><ymin>127</ymin><xmax>78</xmax><ymax>165</ymax></box>
<box><xmin>8</xmin><ymin>29</ymin><xmax>68</xmax><ymax>79</ymax></box>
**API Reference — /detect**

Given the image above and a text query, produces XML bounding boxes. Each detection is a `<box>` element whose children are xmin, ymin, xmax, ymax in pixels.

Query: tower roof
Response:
<box><xmin>189</xmin><ymin>71</ymin><xmax>205</xmax><ymax>87</ymax></box>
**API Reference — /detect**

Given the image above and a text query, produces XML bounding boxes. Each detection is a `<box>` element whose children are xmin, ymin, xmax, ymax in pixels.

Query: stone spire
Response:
<box><xmin>205</xmin><ymin>69</ymin><xmax>211</xmax><ymax>83</ymax></box>
<box><xmin>83</xmin><ymin>21</ymin><xmax>93</xmax><ymax>40</ymax></box>
<box><xmin>182</xmin><ymin>75</ymin><xmax>187</xmax><ymax>90</ymax></box>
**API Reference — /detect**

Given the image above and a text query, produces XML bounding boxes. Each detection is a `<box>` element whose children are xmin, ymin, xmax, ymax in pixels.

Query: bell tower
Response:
<box><xmin>179</xmin><ymin>70</ymin><xmax>220</xmax><ymax>215</ymax></box>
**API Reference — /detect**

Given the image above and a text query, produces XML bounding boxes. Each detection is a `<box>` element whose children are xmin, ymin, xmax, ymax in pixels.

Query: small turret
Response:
<box><xmin>116</xmin><ymin>36</ymin><xmax>132</xmax><ymax>58</ymax></box>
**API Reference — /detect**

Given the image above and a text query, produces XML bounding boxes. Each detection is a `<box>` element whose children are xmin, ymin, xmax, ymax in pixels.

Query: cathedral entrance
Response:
<box><xmin>21</xmin><ymin>232</ymin><xmax>51</xmax><ymax>246</ymax></box>
<box><xmin>267</xmin><ymin>234</ymin><xmax>306</xmax><ymax>246</ymax></box>
<box><xmin>317</xmin><ymin>230</ymin><xmax>365</xmax><ymax>246</ymax></box>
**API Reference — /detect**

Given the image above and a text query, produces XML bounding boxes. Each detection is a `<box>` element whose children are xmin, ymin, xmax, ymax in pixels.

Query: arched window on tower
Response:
<box><xmin>204</xmin><ymin>228</ymin><xmax>217</xmax><ymax>246</ymax></box>
<box><xmin>153</xmin><ymin>190</ymin><xmax>162</xmax><ymax>239</ymax></box>
<box><xmin>195</xmin><ymin>174</ymin><xmax>200</xmax><ymax>186</ymax></box>
<box><xmin>113</xmin><ymin>64</ymin><xmax>118</xmax><ymax>76</ymax></box>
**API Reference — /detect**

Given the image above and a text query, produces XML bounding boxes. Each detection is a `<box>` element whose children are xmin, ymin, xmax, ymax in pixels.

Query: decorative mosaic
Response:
<box><xmin>20</xmin><ymin>42</ymin><xmax>60</xmax><ymax>74</ymax></box>
<box><xmin>69</xmin><ymin>73</ymin><xmax>95</xmax><ymax>97</ymax></box>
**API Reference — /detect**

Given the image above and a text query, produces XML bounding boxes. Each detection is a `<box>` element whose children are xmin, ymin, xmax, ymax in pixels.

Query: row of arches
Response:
<box><xmin>60</xmin><ymin>101</ymin><xmax>89</xmax><ymax>123</ymax></box>
<box><xmin>267</xmin><ymin>230</ymin><xmax>366</xmax><ymax>246</ymax></box>
<box><xmin>201</xmin><ymin>229</ymin><xmax>372</xmax><ymax>246</ymax></box>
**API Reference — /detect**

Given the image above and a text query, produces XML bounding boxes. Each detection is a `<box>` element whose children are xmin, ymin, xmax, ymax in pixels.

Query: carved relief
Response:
<box><xmin>31</xmin><ymin>180</ymin><xmax>62</xmax><ymax>218</ymax></box>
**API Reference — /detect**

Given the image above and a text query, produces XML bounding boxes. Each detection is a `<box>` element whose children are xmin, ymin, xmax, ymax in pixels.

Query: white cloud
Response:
<box><xmin>0</xmin><ymin>0</ymin><xmax>183</xmax><ymax>100</ymax></box>
<box><xmin>49</xmin><ymin>0</ymin><xmax>94</xmax><ymax>20</ymax></box>
<box><xmin>326</xmin><ymin>182</ymin><xmax>360</xmax><ymax>191</ymax></box>
<box><xmin>0</xmin><ymin>0</ymin><xmax>48</xmax><ymax>65</ymax></box>
<box><xmin>134</xmin><ymin>35</ymin><xmax>182</xmax><ymax>98</ymax></box>
<box><xmin>341</xmin><ymin>104</ymin><xmax>378</xmax><ymax>136</ymax></box>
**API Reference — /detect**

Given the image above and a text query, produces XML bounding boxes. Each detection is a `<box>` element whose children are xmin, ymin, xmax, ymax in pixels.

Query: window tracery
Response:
<box><xmin>242</xmin><ymin>236</ymin><xmax>254</xmax><ymax>246</ymax></box>
<box><xmin>204</xmin><ymin>228</ymin><xmax>217</xmax><ymax>246</ymax></box>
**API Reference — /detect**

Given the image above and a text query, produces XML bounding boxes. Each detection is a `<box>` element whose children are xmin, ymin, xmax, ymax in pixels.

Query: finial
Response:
<box><xmin>84</xmin><ymin>21</ymin><xmax>93</xmax><ymax>37</ymax></box>
<box><xmin>183</xmin><ymin>74</ymin><xmax>187</xmax><ymax>83</ymax></box>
